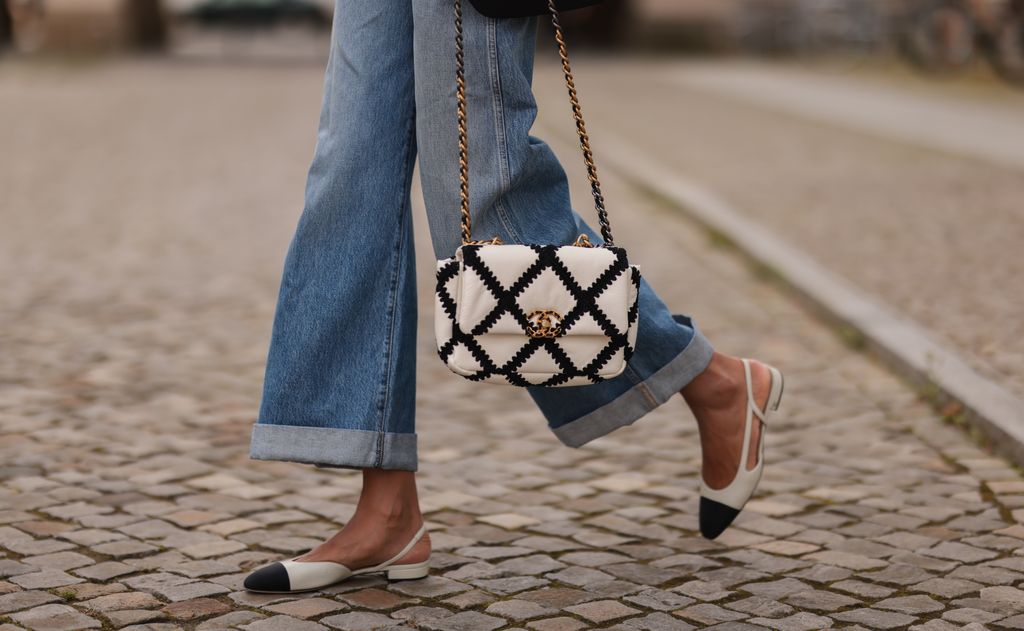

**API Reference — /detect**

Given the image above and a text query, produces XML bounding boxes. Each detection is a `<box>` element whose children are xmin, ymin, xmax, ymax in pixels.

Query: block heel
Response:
<box><xmin>387</xmin><ymin>561</ymin><xmax>430</xmax><ymax>581</ymax></box>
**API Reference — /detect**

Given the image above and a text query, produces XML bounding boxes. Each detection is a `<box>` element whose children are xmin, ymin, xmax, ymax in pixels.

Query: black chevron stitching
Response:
<box><xmin>462</xmin><ymin>246</ymin><xmax>544</xmax><ymax>335</ymax></box>
<box><xmin>548</xmin><ymin>248</ymin><xmax>628</xmax><ymax>336</ymax></box>
<box><xmin>542</xmin><ymin>338</ymin><xmax>580</xmax><ymax>375</ymax></box>
<box><xmin>495</xmin><ymin>338</ymin><xmax>544</xmax><ymax>387</ymax></box>
<box><xmin>582</xmin><ymin>336</ymin><xmax>627</xmax><ymax>375</ymax></box>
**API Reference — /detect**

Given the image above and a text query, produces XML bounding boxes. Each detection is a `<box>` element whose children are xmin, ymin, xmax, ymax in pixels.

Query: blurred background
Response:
<box><xmin>2</xmin><ymin>0</ymin><xmax>1024</xmax><ymax>80</ymax></box>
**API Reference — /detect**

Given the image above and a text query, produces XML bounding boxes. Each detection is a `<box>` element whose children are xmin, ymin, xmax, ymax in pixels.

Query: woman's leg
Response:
<box><xmin>248</xmin><ymin>0</ymin><xmax>427</xmax><ymax>571</ymax></box>
<box><xmin>251</xmin><ymin>0</ymin><xmax>419</xmax><ymax>472</ymax></box>
<box><xmin>413</xmin><ymin>1</ymin><xmax>771</xmax><ymax>488</ymax></box>
<box><xmin>413</xmin><ymin>2</ymin><xmax>713</xmax><ymax>431</ymax></box>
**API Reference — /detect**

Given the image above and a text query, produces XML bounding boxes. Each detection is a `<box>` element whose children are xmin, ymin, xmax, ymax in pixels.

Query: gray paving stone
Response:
<box><xmin>0</xmin><ymin>559</ymin><xmax>36</xmax><ymax>578</ymax></box>
<box><xmin>725</xmin><ymin>595</ymin><xmax>794</xmax><ymax>618</ymax></box>
<box><xmin>908</xmin><ymin>620</ymin><xmax>961</xmax><ymax>631</ymax></box>
<box><xmin>484</xmin><ymin>599</ymin><xmax>556</xmax><ymax>620</ymax></box>
<box><xmin>543</xmin><ymin>566</ymin><xmax>614</xmax><ymax>587</ymax></box>
<box><xmin>21</xmin><ymin>552</ymin><xmax>95</xmax><ymax>572</ymax></box>
<box><xmin>265</xmin><ymin>598</ymin><xmax>347</xmax><ymax>619</ymax></box>
<box><xmin>9</xmin><ymin>569</ymin><xmax>83</xmax><ymax>589</ymax></box>
<box><xmin>749</xmin><ymin>611</ymin><xmax>834</xmax><ymax>630</ymax></box>
<box><xmin>564</xmin><ymin>599</ymin><xmax>642</xmax><ymax>623</ymax></box>
<box><xmin>740</xmin><ymin>578</ymin><xmax>812</xmax><ymax>600</ymax></box>
<box><xmin>831</xmin><ymin>607</ymin><xmax>920</xmax><ymax>629</ymax></box>
<box><xmin>697</xmin><ymin>567</ymin><xmax>769</xmax><ymax>588</ymax></box>
<box><xmin>0</xmin><ymin>590</ymin><xmax>61</xmax><ymax>614</ymax></box>
<box><xmin>197</xmin><ymin>611</ymin><xmax>265</xmax><ymax>629</ymax></box>
<box><xmin>784</xmin><ymin>589</ymin><xmax>861</xmax><ymax>612</ymax></box>
<box><xmin>830</xmin><ymin>579</ymin><xmax>895</xmax><ymax>599</ymax></box>
<box><xmin>10</xmin><ymin>603</ymin><xmax>103</xmax><ymax>630</ymax></box>
<box><xmin>980</xmin><ymin>585</ymin><xmax>1024</xmax><ymax>610</ymax></box>
<box><xmin>391</xmin><ymin>606</ymin><xmax>453</xmax><ymax>625</ymax></box>
<box><xmin>941</xmin><ymin>607</ymin><xmax>1005</xmax><ymax>625</ymax></box>
<box><xmin>525</xmin><ymin>617</ymin><xmax>588</xmax><ymax>631</ymax></box>
<box><xmin>995</xmin><ymin>614</ymin><xmax>1024</xmax><ymax>630</ymax></box>
<box><xmin>245</xmin><ymin>615</ymin><xmax>329</xmax><ymax>631</ymax></box>
<box><xmin>676</xmin><ymin>603</ymin><xmax>749</xmax><ymax>625</ymax></box>
<box><xmin>388</xmin><ymin>576</ymin><xmax>472</xmax><ymax>598</ymax></box>
<box><xmin>786</xmin><ymin>564</ymin><xmax>853</xmax><ymax>584</ymax></box>
<box><xmin>74</xmin><ymin>561</ymin><xmax>135</xmax><ymax>581</ymax></box>
<box><xmin>623</xmin><ymin>587</ymin><xmax>695</xmax><ymax>611</ymax></box>
<box><xmin>494</xmin><ymin>555</ymin><xmax>565</xmax><ymax>575</ymax></box>
<box><xmin>616</xmin><ymin>612</ymin><xmax>696</xmax><ymax>631</ymax></box>
<box><xmin>672</xmin><ymin>580</ymin><xmax>733</xmax><ymax>601</ymax></box>
<box><xmin>104</xmin><ymin>609</ymin><xmax>168</xmax><ymax>627</ymax></box>
<box><xmin>80</xmin><ymin>591</ymin><xmax>162</xmax><ymax>612</ymax></box>
<box><xmin>950</xmin><ymin>597</ymin><xmax>1022</xmax><ymax>617</ymax></box>
<box><xmin>921</xmin><ymin>542</ymin><xmax>999</xmax><ymax>563</ymax></box>
<box><xmin>860</xmin><ymin>563</ymin><xmax>934</xmax><ymax>586</ymax></box>
<box><xmin>910</xmin><ymin>577</ymin><xmax>984</xmax><ymax>598</ymax></box>
<box><xmin>471</xmin><ymin>576</ymin><xmax>548</xmax><ymax>595</ymax></box>
<box><xmin>875</xmin><ymin>594</ymin><xmax>945</xmax><ymax>614</ymax></box>
<box><xmin>423</xmin><ymin>611</ymin><xmax>506</xmax><ymax>631</ymax></box>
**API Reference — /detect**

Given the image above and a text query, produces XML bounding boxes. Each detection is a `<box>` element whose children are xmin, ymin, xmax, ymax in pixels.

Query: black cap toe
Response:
<box><xmin>244</xmin><ymin>562</ymin><xmax>291</xmax><ymax>592</ymax></box>
<box><xmin>699</xmin><ymin>496</ymin><xmax>741</xmax><ymax>540</ymax></box>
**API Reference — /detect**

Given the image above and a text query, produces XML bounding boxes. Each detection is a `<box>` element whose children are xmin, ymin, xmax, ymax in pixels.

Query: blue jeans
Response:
<box><xmin>250</xmin><ymin>0</ymin><xmax>714</xmax><ymax>471</ymax></box>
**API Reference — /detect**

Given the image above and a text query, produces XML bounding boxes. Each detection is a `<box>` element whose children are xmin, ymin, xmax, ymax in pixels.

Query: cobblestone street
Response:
<box><xmin>2</xmin><ymin>60</ymin><xmax>1024</xmax><ymax>631</ymax></box>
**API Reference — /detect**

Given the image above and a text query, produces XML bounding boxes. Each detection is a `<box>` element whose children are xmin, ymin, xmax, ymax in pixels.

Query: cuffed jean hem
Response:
<box><xmin>250</xmin><ymin>425</ymin><xmax>418</xmax><ymax>471</ymax></box>
<box><xmin>551</xmin><ymin>323</ymin><xmax>715</xmax><ymax>448</ymax></box>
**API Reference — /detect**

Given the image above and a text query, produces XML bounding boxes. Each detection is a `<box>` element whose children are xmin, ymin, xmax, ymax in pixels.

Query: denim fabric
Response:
<box><xmin>251</xmin><ymin>0</ymin><xmax>714</xmax><ymax>471</ymax></box>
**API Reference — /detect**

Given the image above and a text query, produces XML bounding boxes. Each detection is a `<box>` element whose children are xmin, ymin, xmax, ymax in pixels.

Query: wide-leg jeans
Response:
<box><xmin>250</xmin><ymin>0</ymin><xmax>715</xmax><ymax>471</ymax></box>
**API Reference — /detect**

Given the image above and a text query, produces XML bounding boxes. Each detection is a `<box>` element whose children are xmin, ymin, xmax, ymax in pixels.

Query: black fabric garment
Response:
<box><xmin>468</xmin><ymin>0</ymin><xmax>605</xmax><ymax>18</ymax></box>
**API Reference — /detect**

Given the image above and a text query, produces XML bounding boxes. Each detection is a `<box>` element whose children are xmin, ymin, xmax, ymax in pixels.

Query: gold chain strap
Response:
<box><xmin>454</xmin><ymin>0</ymin><xmax>614</xmax><ymax>246</ymax></box>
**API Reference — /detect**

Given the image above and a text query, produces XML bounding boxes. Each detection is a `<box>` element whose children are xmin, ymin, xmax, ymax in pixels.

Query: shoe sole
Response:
<box><xmin>245</xmin><ymin>561</ymin><xmax>430</xmax><ymax>594</ymax></box>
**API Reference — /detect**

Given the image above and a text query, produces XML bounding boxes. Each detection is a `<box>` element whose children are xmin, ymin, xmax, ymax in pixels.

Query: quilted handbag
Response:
<box><xmin>435</xmin><ymin>0</ymin><xmax>640</xmax><ymax>387</ymax></box>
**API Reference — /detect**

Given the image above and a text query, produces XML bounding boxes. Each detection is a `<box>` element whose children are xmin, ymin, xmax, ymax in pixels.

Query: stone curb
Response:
<box><xmin>544</xmin><ymin>123</ymin><xmax>1024</xmax><ymax>467</ymax></box>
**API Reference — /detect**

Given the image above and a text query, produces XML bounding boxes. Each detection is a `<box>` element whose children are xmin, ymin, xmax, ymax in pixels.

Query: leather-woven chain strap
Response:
<box><xmin>454</xmin><ymin>0</ymin><xmax>614</xmax><ymax>246</ymax></box>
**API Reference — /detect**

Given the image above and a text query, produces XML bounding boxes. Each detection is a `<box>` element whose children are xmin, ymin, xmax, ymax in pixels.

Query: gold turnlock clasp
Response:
<box><xmin>526</xmin><ymin>309</ymin><xmax>564</xmax><ymax>338</ymax></box>
<box><xmin>572</xmin><ymin>234</ymin><xmax>595</xmax><ymax>248</ymax></box>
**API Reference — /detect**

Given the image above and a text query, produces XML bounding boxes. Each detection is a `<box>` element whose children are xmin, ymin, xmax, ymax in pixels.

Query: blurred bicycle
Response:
<box><xmin>900</xmin><ymin>0</ymin><xmax>1024</xmax><ymax>84</ymax></box>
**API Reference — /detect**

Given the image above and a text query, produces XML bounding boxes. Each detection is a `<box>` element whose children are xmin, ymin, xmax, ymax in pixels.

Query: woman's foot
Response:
<box><xmin>244</xmin><ymin>469</ymin><xmax>431</xmax><ymax>593</ymax></box>
<box><xmin>682</xmin><ymin>353</ymin><xmax>783</xmax><ymax>539</ymax></box>
<box><xmin>682</xmin><ymin>353</ymin><xmax>771</xmax><ymax>490</ymax></box>
<box><xmin>296</xmin><ymin>469</ymin><xmax>430</xmax><ymax>568</ymax></box>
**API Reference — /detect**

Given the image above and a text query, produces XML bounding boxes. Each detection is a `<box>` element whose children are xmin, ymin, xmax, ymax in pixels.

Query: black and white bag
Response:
<box><xmin>435</xmin><ymin>0</ymin><xmax>640</xmax><ymax>387</ymax></box>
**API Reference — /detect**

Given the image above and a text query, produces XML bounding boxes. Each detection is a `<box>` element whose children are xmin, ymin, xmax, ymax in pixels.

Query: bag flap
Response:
<box><xmin>455</xmin><ymin>244</ymin><xmax>633</xmax><ymax>338</ymax></box>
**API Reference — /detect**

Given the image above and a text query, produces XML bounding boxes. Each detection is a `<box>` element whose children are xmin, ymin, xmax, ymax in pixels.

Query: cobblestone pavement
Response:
<box><xmin>533</xmin><ymin>59</ymin><xmax>1024</xmax><ymax>405</ymax></box>
<box><xmin>3</xmin><ymin>60</ymin><xmax>1024</xmax><ymax>631</ymax></box>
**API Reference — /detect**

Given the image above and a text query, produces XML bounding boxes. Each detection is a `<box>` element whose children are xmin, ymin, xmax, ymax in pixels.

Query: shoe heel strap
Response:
<box><xmin>372</xmin><ymin>523</ymin><xmax>427</xmax><ymax>571</ymax></box>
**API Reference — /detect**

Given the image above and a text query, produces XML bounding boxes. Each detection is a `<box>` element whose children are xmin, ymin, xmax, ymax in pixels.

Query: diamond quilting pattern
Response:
<box><xmin>435</xmin><ymin>243</ymin><xmax>640</xmax><ymax>387</ymax></box>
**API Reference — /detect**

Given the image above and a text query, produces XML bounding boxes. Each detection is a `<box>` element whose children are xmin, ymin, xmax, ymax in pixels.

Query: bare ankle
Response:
<box><xmin>356</xmin><ymin>469</ymin><xmax>422</xmax><ymax>527</ymax></box>
<box><xmin>682</xmin><ymin>353</ymin><xmax>744</xmax><ymax>411</ymax></box>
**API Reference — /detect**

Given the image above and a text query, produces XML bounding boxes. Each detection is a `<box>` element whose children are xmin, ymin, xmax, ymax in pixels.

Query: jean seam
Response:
<box><xmin>486</xmin><ymin>16</ymin><xmax>524</xmax><ymax>244</ymax></box>
<box><xmin>624</xmin><ymin>364</ymin><xmax>658</xmax><ymax>409</ymax></box>
<box><xmin>374</xmin><ymin>106</ymin><xmax>417</xmax><ymax>468</ymax></box>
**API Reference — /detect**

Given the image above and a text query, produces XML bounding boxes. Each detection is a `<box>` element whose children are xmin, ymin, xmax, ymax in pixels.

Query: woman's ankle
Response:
<box><xmin>356</xmin><ymin>469</ymin><xmax>422</xmax><ymax>526</ymax></box>
<box><xmin>681</xmin><ymin>353</ymin><xmax>744</xmax><ymax>412</ymax></box>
